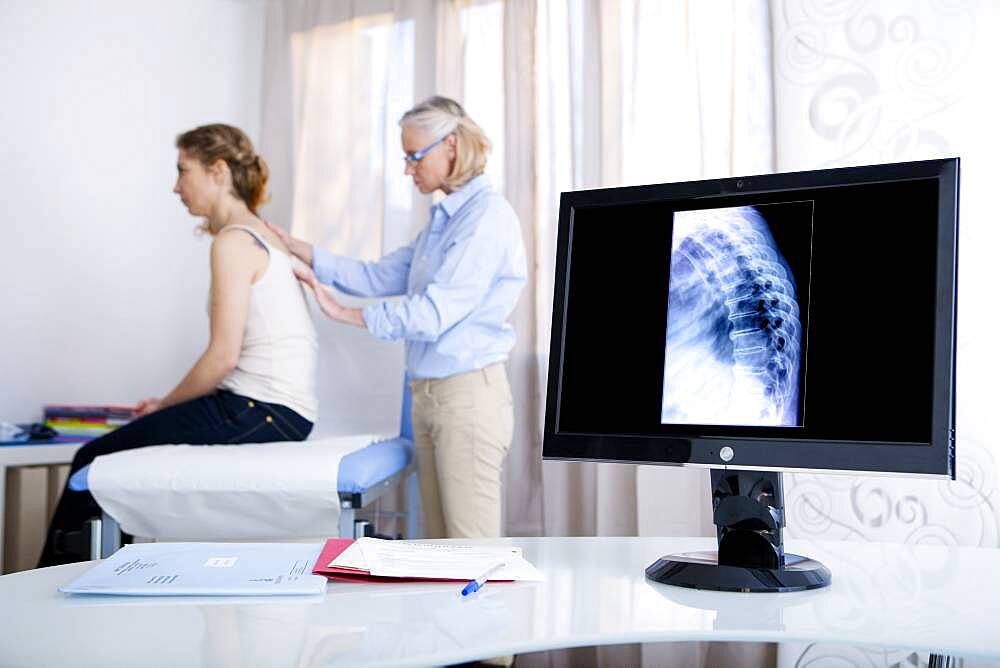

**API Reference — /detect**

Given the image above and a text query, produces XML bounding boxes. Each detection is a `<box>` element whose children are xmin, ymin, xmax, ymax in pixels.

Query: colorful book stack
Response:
<box><xmin>43</xmin><ymin>404</ymin><xmax>137</xmax><ymax>438</ymax></box>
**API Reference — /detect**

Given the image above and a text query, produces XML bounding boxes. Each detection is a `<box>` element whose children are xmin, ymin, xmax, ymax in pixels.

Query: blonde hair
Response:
<box><xmin>399</xmin><ymin>96</ymin><xmax>490</xmax><ymax>191</ymax></box>
<box><xmin>176</xmin><ymin>124</ymin><xmax>270</xmax><ymax>229</ymax></box>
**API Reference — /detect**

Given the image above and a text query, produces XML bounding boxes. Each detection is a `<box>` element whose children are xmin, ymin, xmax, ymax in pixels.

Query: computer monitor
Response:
<box><xmin>542</xmin><ymin>158</ymin><xmax>959</xmax><ymax>592</ymax></box>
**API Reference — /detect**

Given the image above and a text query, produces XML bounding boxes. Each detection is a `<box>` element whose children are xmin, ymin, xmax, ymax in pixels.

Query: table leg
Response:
<box><xmin>100</xmin><ymin>512</ymin><xmax>121</xmax><ymax>558</ymax></box>
<box><xmin>0</xmin><ymin>464</ymin><xmax>6</xmax><ymax>573</ymax></box>
<box><xmin>339</xmin><ymin>499</ymin><xmax>354</xmax><ymax>539</ymax></box>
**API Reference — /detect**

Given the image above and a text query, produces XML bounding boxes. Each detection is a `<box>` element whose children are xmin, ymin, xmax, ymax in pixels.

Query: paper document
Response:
<box><xmin>60</xmin><ymin>542</ymin><xmax>328</xmax><ymax>596</ymax></box>
<box><xmin>323</xmin><ymin>537</ymin><xmax>544</xmax><ymax>582</ymax></box>
<box><xmin>330</xmin><ymin>540</ymin><xmax>370</xmax><ymax>572</ymax></box>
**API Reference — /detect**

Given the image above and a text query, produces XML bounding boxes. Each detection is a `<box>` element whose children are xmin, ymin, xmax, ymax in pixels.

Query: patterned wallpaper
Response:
<box><xmin>772</xmin><ymin>0</ymin><xmax>977</xmax><ymax>168</ymax></box>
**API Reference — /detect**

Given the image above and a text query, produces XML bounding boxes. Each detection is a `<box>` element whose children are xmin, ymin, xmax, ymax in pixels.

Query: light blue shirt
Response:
<box><xmin>312</xmin><ymin>174</ymin><xmax>527</xmax><ymax>379</ymax></box>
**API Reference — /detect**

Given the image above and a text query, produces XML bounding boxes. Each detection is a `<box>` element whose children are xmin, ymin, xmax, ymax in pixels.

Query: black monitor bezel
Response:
<box><xmin>542</xmin><ymin>158</ymin><xmax>958</xmax><ymax>478</ymax></box>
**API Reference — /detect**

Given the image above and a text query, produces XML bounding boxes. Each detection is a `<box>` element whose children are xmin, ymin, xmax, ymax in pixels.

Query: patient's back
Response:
<box><xmin>217</xmin><ymin>224</ymin><xmax>319</xmax><ymax>423</ymax></box>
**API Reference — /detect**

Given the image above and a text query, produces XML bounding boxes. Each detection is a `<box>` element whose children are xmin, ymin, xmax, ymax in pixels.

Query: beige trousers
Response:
<box><xmin>409</xmin><ymin>363</ymin><xmax>514</xmax><ymax>539</ymax></box>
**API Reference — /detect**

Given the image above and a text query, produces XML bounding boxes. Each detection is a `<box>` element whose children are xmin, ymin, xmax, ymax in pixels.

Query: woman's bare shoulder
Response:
<box><xmin>213</xmin><ymin>226</ymin><xmax>262</xmax><ymax>253</ymax></box>
<box><xmin>210</xmin><ymin>227</ymin><xmax>270</xmax><ymax>275</ymax></box>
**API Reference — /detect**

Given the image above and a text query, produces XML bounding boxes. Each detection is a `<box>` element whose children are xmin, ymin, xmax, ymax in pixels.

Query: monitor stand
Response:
<box><xmin>645</xmin><ymin>469</ymin><xmax>831</xmax><ymax>592</ymax></box>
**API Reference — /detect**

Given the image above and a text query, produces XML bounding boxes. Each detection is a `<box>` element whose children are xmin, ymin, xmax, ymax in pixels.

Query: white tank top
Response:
<box><xmin>216</xmin><ymin>224</ymin><xmax>319</xmax><ymax>422</ymax></box>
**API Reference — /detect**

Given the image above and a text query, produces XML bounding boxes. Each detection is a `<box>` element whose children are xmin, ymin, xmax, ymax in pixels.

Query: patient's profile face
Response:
<box><xmin>402</xmin><ymin>126</ymin><xmax>454</xmax><ymax>195</ymax></box>
<box><xmin>173</xmin><ymin>150</ymin><xmax>217</xmax><ymax>217</ymax></box>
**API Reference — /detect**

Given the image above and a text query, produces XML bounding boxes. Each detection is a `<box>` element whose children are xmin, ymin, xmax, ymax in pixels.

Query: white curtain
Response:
<box><xmin>770</xmin><ymin>1</ymin><xmax>1000</xmax><ymax>667</ymax></box>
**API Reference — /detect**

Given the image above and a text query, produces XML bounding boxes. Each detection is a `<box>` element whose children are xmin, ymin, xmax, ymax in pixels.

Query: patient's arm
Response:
<box><xmin>156</xmin><ymin>231</ymin><xmax>264</xmax><ymax>411</ymax></box>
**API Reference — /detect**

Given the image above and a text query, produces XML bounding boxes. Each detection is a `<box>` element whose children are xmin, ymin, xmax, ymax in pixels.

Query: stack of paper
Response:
<box><xmin>312</xmin><ymin>537</ymin><xmax>545</xmax><ymax>584</ymax></box>
<box><xmin>60</xmin><ymin>542</ymin><xmax>328</xmax><ymax>596</ymax></box>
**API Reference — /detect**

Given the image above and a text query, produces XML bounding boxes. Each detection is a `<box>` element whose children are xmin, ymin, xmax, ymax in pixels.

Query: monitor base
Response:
<box><xmin>646</xmin><ymin>550</ymin><xmax>831</xmax><ymax>593</ymax></box>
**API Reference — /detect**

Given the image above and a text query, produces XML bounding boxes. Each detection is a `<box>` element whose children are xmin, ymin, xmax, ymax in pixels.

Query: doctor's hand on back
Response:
<box><xmin>289</xmin><ymin>256</ymin><xmax>362</xmax><ymax>326</ymax></box>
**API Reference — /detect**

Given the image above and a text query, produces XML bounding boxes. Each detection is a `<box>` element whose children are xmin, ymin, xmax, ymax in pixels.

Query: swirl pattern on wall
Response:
<box><xmin>774</xmin><ymin>0</ymin><xmax>976</xmax><ymax>167</ymax></box>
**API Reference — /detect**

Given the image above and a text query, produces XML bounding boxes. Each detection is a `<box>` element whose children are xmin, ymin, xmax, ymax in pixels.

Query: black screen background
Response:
<box><xmin>558</xmin><ymin>179</ymin><xmax>938</xmax><ymax>443</ymax></box>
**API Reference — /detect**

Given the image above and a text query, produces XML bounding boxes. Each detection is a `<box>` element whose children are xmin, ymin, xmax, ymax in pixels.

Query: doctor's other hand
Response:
<box><xmin>294</xmin><ymin>267</ymin><xmax>365</xmax><ymax>328</ymax></box>
<box><xmin>312</xmin><ymin>284</ymin><xmax>365</xmax><ymax>328</ymax></box>
<box><xmin>134</xmin><ymin>398</ymin><xmax>162</xmax><ymax>418</ymax></box>
<box><xmin>265</xmin><ymin>221</ymin><xmax>313</xmax><ymax>265</ymax></box>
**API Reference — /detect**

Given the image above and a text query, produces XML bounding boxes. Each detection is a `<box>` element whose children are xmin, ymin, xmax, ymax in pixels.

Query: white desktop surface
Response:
<box><xmin>1</xmin><ymin>537</ymin><xmax>997</xmax><ymax>667</ymax></box>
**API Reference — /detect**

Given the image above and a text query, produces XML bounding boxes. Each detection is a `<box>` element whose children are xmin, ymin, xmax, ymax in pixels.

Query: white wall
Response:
<box><xmin>0</xmin><ymin>1</ymin><xmax>266</xmax><ymax>422</ymax></box>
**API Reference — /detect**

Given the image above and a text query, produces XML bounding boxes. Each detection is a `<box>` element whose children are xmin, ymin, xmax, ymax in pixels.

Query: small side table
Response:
<box><xmin>0</xmin><ymin>438</ymin><xmax>90</xmax><ymax>573</ymax></box>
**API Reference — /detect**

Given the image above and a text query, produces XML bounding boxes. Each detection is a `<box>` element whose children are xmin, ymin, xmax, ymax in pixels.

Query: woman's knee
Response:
<box><xmin>70</xmin><ymin>440</ymin><xmax>104</xmax><ymax>471</ymax></box>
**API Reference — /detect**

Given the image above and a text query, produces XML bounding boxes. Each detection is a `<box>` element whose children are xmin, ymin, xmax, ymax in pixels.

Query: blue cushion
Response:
<box><xmin>336</xmin><ymin>437</ymin><xmax>414</xmax><ymax>494</ymax></box>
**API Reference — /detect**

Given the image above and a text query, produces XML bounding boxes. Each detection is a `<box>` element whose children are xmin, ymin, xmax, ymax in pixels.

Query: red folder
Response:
<box><xmin>311</xmin><ymin>538</ymin><xmax>511</xmax><ymax>584</ymax></box>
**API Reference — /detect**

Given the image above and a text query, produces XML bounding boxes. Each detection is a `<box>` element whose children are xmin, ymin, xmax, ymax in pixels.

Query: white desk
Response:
<box><xmin>0</xmin><ymin>441</ymin><xmax>86</xmax><ymax>572</ymax></box>
<box><xmin>0</xmin><ymin>537</ymin><xmax>997</xmax><ymax>667</ymax></box>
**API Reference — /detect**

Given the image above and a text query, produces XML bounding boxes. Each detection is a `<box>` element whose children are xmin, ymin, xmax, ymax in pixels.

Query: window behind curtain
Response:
<box><xmin>289</xmin><ymin>13</ymin><xmax>414</xmax><ymax>260</ymax></box>
<box><xmin>287</xmin><ymin>1</ymin><xmax>507</xmax><ymax>261</ymax></box>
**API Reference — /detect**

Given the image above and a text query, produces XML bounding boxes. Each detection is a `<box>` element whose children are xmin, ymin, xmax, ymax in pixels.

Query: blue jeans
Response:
<box><xmin>38</xmin><ymin>390</ymin><xmax>312</xmax><ymax>567</ymax></box>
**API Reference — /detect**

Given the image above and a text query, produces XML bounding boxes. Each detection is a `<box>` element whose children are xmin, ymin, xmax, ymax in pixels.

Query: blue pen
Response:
<box><xmin>460</xmin><ymin>561</ymin><xmax>507</xmax><ymax>597</ymax></box>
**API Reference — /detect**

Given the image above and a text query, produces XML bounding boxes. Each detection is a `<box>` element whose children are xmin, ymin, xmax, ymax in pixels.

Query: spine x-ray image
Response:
<box><xmin>661</xmin><ymin>204</ymin><xmax>810</xmax><ymax>427</ymax></box>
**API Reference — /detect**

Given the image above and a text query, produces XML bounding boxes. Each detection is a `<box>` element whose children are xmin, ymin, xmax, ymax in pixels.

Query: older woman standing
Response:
<box><xmin>272</xmin><ymin>96</ymin><xmax>526</xmax><ymax>540</ymax></box>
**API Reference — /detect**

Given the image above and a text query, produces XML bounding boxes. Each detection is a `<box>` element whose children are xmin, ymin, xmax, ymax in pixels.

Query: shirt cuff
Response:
<box><xmin>311</xmin><ymin>245</ymin><xmax>342</xmax><ymax>287</ymax></box>
<box><xmin>362</xmin><ymin>302</ymin><xmax>398</xmax><ymax>341</ymax></box>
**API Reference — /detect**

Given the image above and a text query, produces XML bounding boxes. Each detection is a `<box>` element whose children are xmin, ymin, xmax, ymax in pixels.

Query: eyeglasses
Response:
<box><xmin>403</xmin><ymin>135</ymin><xmax>447</xmax><ymax>165</ymax></box>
